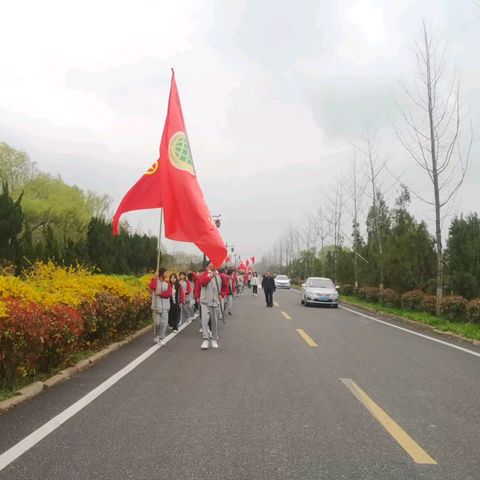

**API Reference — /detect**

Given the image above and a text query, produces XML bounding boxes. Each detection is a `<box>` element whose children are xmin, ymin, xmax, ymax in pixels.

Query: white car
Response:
<box><xmin>274</xmin><ymin>274</ymin><xmax>291</xmax><ymax>289</ymax></box>
<box><xmin>301</xmin><ymin>277</ymin><xmax>339</xmax><ymax>308</ymax></box>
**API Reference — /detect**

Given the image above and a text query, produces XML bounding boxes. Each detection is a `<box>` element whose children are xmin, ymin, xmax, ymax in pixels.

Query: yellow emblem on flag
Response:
<box><xmin>145</xmin><ymin>160</ymin><xmax>159</xmax><ymax>175</ymax></box>
<box><xmin>169</xmin><ymin>131</ymin><xmax>196</xmax><ymax>176</ymax></box>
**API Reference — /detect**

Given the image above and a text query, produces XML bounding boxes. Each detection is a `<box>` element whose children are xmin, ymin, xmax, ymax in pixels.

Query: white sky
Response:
<box><xmin>1</xmin><ymin>0</ymin><xmax>479</xmax><ymax>260</ymax></box>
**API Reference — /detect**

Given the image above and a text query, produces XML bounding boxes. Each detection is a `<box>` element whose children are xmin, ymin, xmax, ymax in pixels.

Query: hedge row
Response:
<box><xmin>340</xmin><ymin>285</ymin><xmax>480</xmax><ymax>324</ymax></box>
<box><xmin>0</xmin><ymin>264</ymin><xmax>151</xmax><ymax>389</ymax></box>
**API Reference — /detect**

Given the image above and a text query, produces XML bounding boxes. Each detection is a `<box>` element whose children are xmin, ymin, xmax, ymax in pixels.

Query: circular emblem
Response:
<box><xmin>145</xmin><ymin>160</ymin><xmax>159</xmax><ymax>175</ymax></box>
<box><xmin>169</xmin><ymin>132</ymin><xmax>196</xmax><ymax>176</ymax></box>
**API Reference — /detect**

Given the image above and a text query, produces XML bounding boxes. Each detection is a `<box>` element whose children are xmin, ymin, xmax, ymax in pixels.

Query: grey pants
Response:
<box><xmin>226</xmin><ymin>295</ymin><xmax>233</xmax><ymax>314</ymax></box>
<box><xmin>181</xmin><ymin>303</ymin><xmax>193</xmax><ymax>324</ymax></box>
<box><xmin>201</xmin><ymin>304</ymin><xmax>220</xmax><ymax>340</ymax></box>
<box><xmin>154</xmin><ymin>311</ymin><xmax>169</xmax><ymax>339</ymax></box>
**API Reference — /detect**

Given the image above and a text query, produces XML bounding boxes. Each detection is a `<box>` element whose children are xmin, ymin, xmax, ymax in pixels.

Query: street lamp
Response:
<box><xmin>203</xmin><ymin>214</ymin><xmax>222</xmax><ymax>268</ymax></box>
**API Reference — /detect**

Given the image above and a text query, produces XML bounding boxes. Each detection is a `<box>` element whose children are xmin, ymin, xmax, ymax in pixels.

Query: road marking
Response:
<box><xmin>281</xmin><ymin>311</ymin><xmax>291</xmax><ymax>320</ymax></box>
<box><xmin>0</xmin><ymin>319</ymin><xmax>193</xmax><ymax>472</ymax></box>
<box><xmin>341</xmin><ymin>378</ymin><xmax>437</xmax><ymax>465</ymax></box>
<box><xmin>273</xmin><ymin>301</ymin><xmax>280</xmax><ymax>307</ymax></box>
<box><xmin>296</xmin><ymin>329</ymin><xmax>318</xmax><ymax>347</ymax></box>
<box><xmin>340</xmin><ymin>305</ymin><xmax>480</xmax><ymax>358</ymax></box>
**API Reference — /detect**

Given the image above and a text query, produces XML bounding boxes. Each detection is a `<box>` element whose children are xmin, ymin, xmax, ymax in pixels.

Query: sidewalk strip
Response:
<box><xmin>340</xmin><ymin>305</ymin><xmax>480</xmax><ymax>358</ymax></box>
<box><xmin>281</xmin><ymin>311</ymin><xmax>291</xmax><ymax>320</ymax></box>
<box><xmin>340</xmin><ymin>378</ymin><xmax>437</xmax><ymax>465</ymax></box>
<box><xmin>296</xmin><ymin>329</ymin><xmax>318</xmax><ymax>347</ymax></box>
<box><xmin>0</xmin><ymin>319</ymin><xmax>192</xmax><ymax>472</ymax></box>
<box><xmin>273</xmin><ymin>301</ymin><xmax>280</xmax><ymax>307</ymax></box>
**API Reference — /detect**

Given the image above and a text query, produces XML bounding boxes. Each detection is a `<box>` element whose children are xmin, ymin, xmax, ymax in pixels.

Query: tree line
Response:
<box><xmin>262</xmin><ymin>22</ymin><xmax>478</xmax><ymax>309</ymax></box>
<box><xmin>0</xmin><ymin>142</ymin><xmax>164</xmax><ymax>275</ymax></box>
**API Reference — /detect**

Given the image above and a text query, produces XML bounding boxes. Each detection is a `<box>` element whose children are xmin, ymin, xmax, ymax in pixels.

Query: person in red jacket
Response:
<box><xmin>218</xmin><ymin>268</ymin><xmax>229</xmax><ymax>321</ymax></box>
<box><xmin>168</xmin><ymin>273</ymin><xmax>185</xmax><ymax>333</ymax></box>
<box><xmin>150</xmin><ymin>268</ymin><xmax>173</xmax><ymax>344</ymax></box>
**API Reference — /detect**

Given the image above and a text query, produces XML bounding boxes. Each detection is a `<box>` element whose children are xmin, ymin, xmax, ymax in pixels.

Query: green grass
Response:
<box><xmin>340</xmin><ymin>295</ymin><xmax>480</xmax><ymax>341</ymax></box>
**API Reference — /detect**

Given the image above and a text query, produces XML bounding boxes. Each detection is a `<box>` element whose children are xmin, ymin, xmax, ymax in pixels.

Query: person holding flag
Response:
<box><xmin>199</xmin><ymin>263</ymin><xmax>222</xmax><ymax>350</ymax></box>
<box><xmin>150</xmin><ymin>268</ymin><xmax>172</xmax><ymax>344</ymax></box>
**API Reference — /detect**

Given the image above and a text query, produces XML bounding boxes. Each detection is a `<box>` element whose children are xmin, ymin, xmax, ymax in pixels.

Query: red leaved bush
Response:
<box><xmin>0</xmin><ymin>299</ymin><xmax>83</xmax><ymax>388</ymax></box>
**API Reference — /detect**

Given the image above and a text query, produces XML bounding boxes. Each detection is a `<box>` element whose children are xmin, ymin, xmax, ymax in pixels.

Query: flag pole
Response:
<box><xmin>156</xmin><ymin>209</ymin><xmax>164</xmax><ymax>272</ymax></box>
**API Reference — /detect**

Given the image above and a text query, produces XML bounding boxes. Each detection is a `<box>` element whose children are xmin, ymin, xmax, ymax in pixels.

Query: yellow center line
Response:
<box><xmin>340</xmin><ymin>378</ymin><xmax>437</xmax><ymax>465</ymax></box>
<box><xmin>273</xmin><ymin>301</ymin><xmax>280</xmax><ymax>307</ymax></box>
<box><xmin>296</xmin><ymin>329</ymin><xmax>318</xmax><ymax>347</ymax></box>
<box><xmin>281</xmin><ymin>311</ymin><xmax>291</xmax><ymax>320</ymax></box>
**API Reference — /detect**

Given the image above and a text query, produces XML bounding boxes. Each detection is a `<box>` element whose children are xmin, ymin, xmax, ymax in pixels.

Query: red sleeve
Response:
<box><xmin>158</xmin><ymin>282</ymin><xmax>172</xmax><ymax>299</ymax></box>
<box><xmin>198</xmin><ymin>271</ymin><xmax>212</xmax><ymax>287</ymax></box>
<box><xmin>180</xmin><ymin>285</ymin><xmax>185</xmax><ymax>304</ymax></box>
<box><xmin>194</xmin><ymin>281</ymin><xmax>201</xmax><ymax>301</ymax></box>
<box><xmin>149</xmin><ymin>277</ymin><xmax>157</xmax><ymax>291</ymax></box>
<box><xmin>220</xmin><ymin>274</ymin><xmax>229</xmax><ymax>297</ymax></box>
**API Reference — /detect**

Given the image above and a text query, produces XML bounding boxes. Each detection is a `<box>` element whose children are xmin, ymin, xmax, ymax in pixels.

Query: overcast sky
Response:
<box><xmin>1</xmin><ymin>0</ymin><xmax>479</xmax><ymax>261</ymax></box>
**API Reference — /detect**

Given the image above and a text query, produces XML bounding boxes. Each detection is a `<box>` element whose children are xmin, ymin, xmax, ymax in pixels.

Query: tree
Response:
<box><xmin>0</xmin><ymin>143</ymin><xmax>37</xmax><ymax>193</ymax></box>
<box><xmin>0</xmin><ymin>182</ymin><xmax>24</xmax><ymax>268</ymax></box>
<box><xmin>394</xmin><ymin>22</ymin><xmax>472</xmax><ymax>314</ymax></box>
<box><xmin>446</xmin><ymin>213</ymin><xmax>480</xmax><ymax>299</ymax></box>
<box><xmin>383</xmin><ymin>186</ymin><xmax>436</xmax><ymax>292</ymax></box>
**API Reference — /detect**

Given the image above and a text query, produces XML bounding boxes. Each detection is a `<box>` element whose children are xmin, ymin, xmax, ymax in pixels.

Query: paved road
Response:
<box><xmin>1</xmin><ymin>289</ymin><xmax>479</xmax><ymax>479</ymax></box>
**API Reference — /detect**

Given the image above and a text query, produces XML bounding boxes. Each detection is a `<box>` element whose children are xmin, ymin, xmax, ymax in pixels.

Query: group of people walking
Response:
<box><xmin>150</xmin><ymin>266</ymin><xmax>269</xmax><ymax>350</ymax></box>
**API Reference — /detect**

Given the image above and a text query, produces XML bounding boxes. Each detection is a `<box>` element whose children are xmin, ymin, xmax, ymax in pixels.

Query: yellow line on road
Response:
<box><xmin>273</xmin><ymin>301</ymin><xmax>280</xmax><ymax>307</ymax></box>
<box><xmin>281</xmin><ymin>311</ymin><xmax>291</xmax><ymax>320</ymax></box>
<box><xmin>296</xmin><ymin>329</ymin><xmax>318</xmax><ymax>347</ymax></box>
<box><xmin>340</xmin><ymin>378</ymin><xmax>437</xmax><ymax>465</ymax></box>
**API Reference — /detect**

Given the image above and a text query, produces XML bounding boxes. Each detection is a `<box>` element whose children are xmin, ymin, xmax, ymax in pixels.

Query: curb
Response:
<box><xmin>0</xmin><ymin>324</ymin><xmax>152</xmax><ymax>414</ymax></box>
<box><xmin>341</xmin><ymin>299</ymin><xmax>480</xmax><ymax>347</ymax></box>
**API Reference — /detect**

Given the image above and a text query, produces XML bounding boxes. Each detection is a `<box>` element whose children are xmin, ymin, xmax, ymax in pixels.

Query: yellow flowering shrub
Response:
<box><xmin>1</xmin><ymin>262</ymin><xmax>152</xmax><ymax>389</ymax></box>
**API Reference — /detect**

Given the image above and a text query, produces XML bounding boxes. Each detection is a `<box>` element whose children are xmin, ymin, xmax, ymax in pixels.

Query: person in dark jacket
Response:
<box><xmin>168</xmin><ymin>273</ymin><xmax>185</xmax><ymax>333</ymax></box>
<box><xmin>261</xmin><ymin>272</ymin><xmax>276</xmax><ymax>307</ymax></box>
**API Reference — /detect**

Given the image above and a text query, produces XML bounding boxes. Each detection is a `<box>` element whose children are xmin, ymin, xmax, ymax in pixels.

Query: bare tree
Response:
<box><xmin>324</xmin><ymin>181</ymin><xmax>344</xmax><ymax>285</ymax></box>
<box><xmin>357</xmin><ymin>129</ymin><xmax>388</xmax><ymax>294</ymax></box>
<box><xmin>394</xmin><ymin>21</ymin><xmax>472</xmax><ymax>314</ymax></box>
<box><xmin>345</xmin><ymin>153</ymin><xmax>367</xmax><ymax>288</ymax></box>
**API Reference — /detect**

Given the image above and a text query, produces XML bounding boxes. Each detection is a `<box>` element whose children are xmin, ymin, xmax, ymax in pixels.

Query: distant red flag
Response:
<box><xmin>160</xmin><ymin>71</ymin><xmax>227</xmax><ymax>267</ymax></box>
<box><xmin>251</xmin><ymin>256</ymin><xmax>256</xmax><ymax>264</ymax></box>
<box><xmin>238</xmin><ymin>262</ymin><xmax>247</xmax><ymax>271</ymax></box>
<box><xmin>225</xmin><ymin>255</ymin><xmax>231</xmax><ymax>263</ymax></box>
<box><xmin>246</xmin><ymin>259</ymin><xmax>250</xmax><ymax>266</ymax></box>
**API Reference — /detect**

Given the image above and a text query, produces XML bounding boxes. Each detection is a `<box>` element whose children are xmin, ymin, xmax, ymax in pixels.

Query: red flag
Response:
<box><xmin>225</xmin><ymin>255</ymin><xmax>231</xmax><ymax>263</ymax></box>
<box><xmin>238</xmin><ymin>262</ymin><xmax>247</xmax><ymax>271</ymax></box>
<box><xmin>251</xmin><ymin>256</ymin><xmax>256</xmax><ymax>264</ymax></box>
<box><xmin>112</xmin><ymin>158</ymin><xmax>163</xmax><ymax>234</ymax></box>
<box><xmin>246</xmin><ymin>259</ymin><xmax>250</xmax><ymax>266</ymax></box>
<box><xmin>160</xmin><ymin>71</ymin><xmax>226</xmax><ymax>267</ymax></box>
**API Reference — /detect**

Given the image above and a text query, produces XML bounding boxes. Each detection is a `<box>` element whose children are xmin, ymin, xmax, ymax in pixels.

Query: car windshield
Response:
<box><xmin>276</xmin><ymin>275</ymin><xmax>288</xmax><ymax>280</ymax></box>
<box><xmin>308</xmin><ymin>279</ymin><xmax>334</xmax><ymax>288</ymax></box>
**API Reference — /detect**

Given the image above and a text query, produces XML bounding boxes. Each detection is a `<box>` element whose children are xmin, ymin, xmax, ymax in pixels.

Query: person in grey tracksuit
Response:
<box><xmin>151</xmin><ymin>268</ymin><xmax>172</xmax><ymax>344</ymax></box>
<box><xmin>198</xmin><ymin>263</ymin><xmax>222</xmax><ymax>350</ymax></box>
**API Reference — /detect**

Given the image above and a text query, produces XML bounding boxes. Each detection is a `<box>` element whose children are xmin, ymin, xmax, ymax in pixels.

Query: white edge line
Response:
<box><xmin>0</xmin><ymin>319</ymin><xmax>192</xmax><ymax>472</ymax></box>
<box><xmin>339</xmin><ymin>305</ymin><xmax>480</xmax><ymax>358</ymax></box>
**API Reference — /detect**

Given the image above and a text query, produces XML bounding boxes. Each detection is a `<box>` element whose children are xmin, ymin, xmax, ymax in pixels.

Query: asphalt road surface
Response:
<box><xmin>1</xmin><ymin>289</ymin><xmax>479</xmax><ymax>479</ymax></box>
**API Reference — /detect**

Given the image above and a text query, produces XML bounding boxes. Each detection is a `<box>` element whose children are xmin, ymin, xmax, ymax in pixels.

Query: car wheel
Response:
<box><xmin>301</xmin><ymin>297</ymin><xmax>304</xmax><ymax>305</ymax></box>
<box><xmin>304</xmin><ymin>300</ymin><xmax>309</xmax><ymax>307</ymax></box>
<box><xmin>333</xmin><ymin>304</ymin><xmax>338</xmax><ymax>309</ymax></box>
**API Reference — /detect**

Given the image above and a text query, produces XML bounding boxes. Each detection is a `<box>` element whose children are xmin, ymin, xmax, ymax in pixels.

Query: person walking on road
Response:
<box><xmin>199</xmin><ymin>263</ymin><xmax>222</xmax><ymax>350</ymax></box>
<box><xmin>237</xmin><ymin>272</ymin><xmax>244</xmax><ymax>295</ymax></box>
<box><xmin>168</xmin><ymin>273</ymin><xmax>184</xmax><ymax>333</ymax></box>
<box><xmin>251</xmin><ymin>272</ymin><xmax>259</xmax><ymax>296</ymax></box>
<box><xmin>226</xmin><ymin>269</ymin><xmax>235</xmax><ymax>316</ymax></box>
<box><xmin>179</xmin><ymin>272</ymin><xmax>193</xmax><ymax>323</ymax></box>
<box><xmin>150</xmin><ymin>268</ymin><xmax>172</xmax><ymax>344</ymax></box>
<box><xmin>261</xmin><ymin>272</ymin><xmax>275</xmax><ymax>307</ymax></box>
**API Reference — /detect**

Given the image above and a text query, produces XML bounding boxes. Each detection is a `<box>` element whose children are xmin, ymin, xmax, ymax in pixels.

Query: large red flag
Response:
<box><xmin>160</xmin><ymin>71</ymin><xmax>226</xmax><ymax>267</ymax></box>
<box><xmin>113</xmin><ymin>70</ymin><xmax>227</xmax><ymax>267</ymax></box>
<box><xmin>112</xmin><ymin>158</ymin><xmax>163</xmax><ymax>234</ymax></box>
